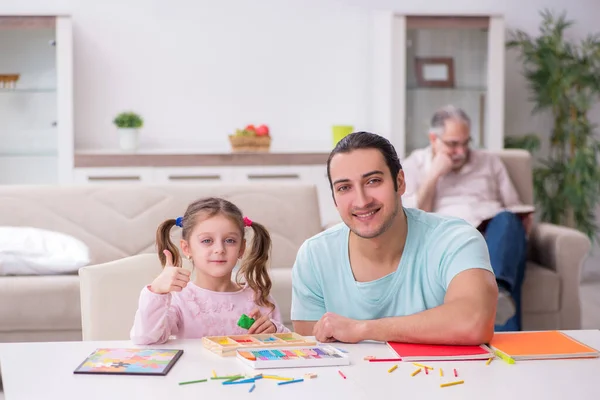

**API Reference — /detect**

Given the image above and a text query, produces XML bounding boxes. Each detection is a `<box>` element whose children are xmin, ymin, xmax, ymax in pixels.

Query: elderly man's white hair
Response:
<box><xmin>429</xmin><ymin>105</ymin><xmax>471</xmax><ymax>136</ymax></box>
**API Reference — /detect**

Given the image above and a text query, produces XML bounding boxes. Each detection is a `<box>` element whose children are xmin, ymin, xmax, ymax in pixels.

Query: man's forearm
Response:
<box><xmin>416</xmin><ymin>174</ymin><xmax>439</xmax><ymax>212</ymax></box>
<box><xmin>359</xmin><ymin>300</ymin><xmax>495</xmax><ymax>345</ymax></box>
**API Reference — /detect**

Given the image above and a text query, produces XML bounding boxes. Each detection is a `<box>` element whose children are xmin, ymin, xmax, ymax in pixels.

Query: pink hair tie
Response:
<box><xmin>243</xmin><ymin>216</ymin><xmax>253</xmax><ymax>227</ymax></box>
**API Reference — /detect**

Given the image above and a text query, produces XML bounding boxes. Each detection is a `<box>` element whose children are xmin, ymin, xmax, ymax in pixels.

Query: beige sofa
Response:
<box><xmin>0</xmin><ymin>149</ymin><xmax>591</xmax><ymax>344</ymax></box>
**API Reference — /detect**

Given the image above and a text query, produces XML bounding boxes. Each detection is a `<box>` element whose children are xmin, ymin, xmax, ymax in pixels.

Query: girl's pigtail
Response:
<box><xmin>237</xmin><ymin>221</ymin><xmax>273</xmax><ymax>309</ymax></box>
<box><xmin>156</xmin><ymin>219</ymin><xmax>182</xmax><ymax>268</ymax></box>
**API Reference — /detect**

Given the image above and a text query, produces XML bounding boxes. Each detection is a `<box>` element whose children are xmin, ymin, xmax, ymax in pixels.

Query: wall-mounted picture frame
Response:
<box><xmin>415</xmin><ymin>57</ymin><xmax>455</xmax><ymax>88</ymax></box>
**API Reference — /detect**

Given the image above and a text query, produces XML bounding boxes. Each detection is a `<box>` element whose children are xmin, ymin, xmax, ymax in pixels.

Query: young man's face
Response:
<box><xmin>329</xmin><ymin>148</ymin><xmax>405</xmax><ymax>239</ymax></box>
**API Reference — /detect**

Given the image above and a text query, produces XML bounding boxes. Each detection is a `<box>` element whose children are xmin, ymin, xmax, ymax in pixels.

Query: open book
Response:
<box><xmin>476</xmin><ymin>204</ymin><xmax>535</xmax><ymax>232</ymax></box>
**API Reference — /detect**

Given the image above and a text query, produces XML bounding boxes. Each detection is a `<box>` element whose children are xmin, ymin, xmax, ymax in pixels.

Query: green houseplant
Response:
<box><xmin>505</xmin><ymin>9</ymin><xmax>600</xmax><ymax>240</ymax></box>
<box><xmin>113</xmin><ymin>112</ymin><xmax>143</xmax><ymax>151</ymax></box>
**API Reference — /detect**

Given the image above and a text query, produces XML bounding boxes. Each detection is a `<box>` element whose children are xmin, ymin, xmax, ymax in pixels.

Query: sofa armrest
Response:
<box><xmin>529</xmin><ymin>222</ymin><xmax>591</xmax><ymax>329</ymax></box>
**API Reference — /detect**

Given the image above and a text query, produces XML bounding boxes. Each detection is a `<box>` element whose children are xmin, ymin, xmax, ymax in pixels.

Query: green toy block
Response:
<box><xmin>237</xmin><ymin>314</ymin><xmax>255</xmax><ymax>330</ymax></box>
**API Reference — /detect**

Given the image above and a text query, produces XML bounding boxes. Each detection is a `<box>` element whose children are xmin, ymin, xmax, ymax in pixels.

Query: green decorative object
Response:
<box><xmin>113</xmin><ymin>111</ymin><xmax>144</xmax><ymax>128</ymax></box>
<box><xmin>237</xmin><ymin>314</ymin><xmax>255</xmax><ymax>330</ymax></box>
<box><xmin>332</xmin><ymin>125</ymin><xmax>354</xmax><ymax>146</ymax></box>
<box><xmin>505</xmin><ymin>9</ymin><xmax>600</xmax><ymax>241</ymax></box>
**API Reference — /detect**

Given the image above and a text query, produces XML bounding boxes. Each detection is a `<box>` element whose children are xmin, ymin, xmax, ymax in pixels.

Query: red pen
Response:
<box><xmin>338</xmin><ymin>370</ymin><xmax>347</xmax><ymax>379</ymax></box>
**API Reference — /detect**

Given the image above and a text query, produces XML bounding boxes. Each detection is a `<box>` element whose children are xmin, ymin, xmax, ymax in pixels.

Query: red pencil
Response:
<box><xmin>453</xmin><ymin>368</ymin><xmax>458</xmax><ymax>377</ymax></box>
<box><xmin>338</xmin><ymin>370</ymin><xmax>347</xmax><ymax>379</ymax></box>
<box><xmin>368</xmin><ymin>358</ymin><xmax>403</xmax><ymax>362</ymax></box>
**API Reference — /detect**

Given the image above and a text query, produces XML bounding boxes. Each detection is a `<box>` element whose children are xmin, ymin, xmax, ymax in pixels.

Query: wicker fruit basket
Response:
<box><xmin>228</xmin><ymin>135</ymin><xmax>271</xmax><ymax>153</ymax></box>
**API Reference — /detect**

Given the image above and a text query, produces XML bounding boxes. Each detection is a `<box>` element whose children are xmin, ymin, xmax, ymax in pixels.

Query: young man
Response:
<box><xmin>401</xmin><ymin>105</ymin><xmax>531</xmax><ymax>331</ymax></box>
<box><xmin>291</xmin><ymin>131</ymin><xmax>498</xmax><ymax>344</ymax></box>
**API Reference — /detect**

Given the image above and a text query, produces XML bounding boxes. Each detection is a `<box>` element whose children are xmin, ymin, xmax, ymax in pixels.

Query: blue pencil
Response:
<box><xmin>277</xmin><ymin>378</ymin><xmax>304</xmax><ymax>385</ymax></box>
<box><xmin>249</xmin><ymin>383</ymin><xmax>256</xmax><ymax>392</ymax></box>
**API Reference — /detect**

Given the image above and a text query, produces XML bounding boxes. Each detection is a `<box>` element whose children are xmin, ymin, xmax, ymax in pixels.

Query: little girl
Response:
<box><xmin>130</xmin><ymin>197</ymin><xmax>289</xmax><ymax>345</ymax></box>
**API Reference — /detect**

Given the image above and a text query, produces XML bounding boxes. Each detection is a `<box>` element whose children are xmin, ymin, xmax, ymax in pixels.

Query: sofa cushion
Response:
<box><xmin>0</xmin><ymin>226</ymin><xmax>90</xmax><ymax>275</ymax></box>
<box><xmin>0</xmin><ymin>275</ymin><xmax>81</xmax><ymax>332</ymax></box>
<box><xmin>522</xmin><ymin>261</ymin><xmax>560</xmax><ymax>313</ymax></box>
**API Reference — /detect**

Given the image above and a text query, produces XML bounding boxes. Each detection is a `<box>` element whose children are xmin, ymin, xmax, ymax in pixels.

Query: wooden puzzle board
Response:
<box><xmin>202</xmin><ymin>333</ymin><xmax>317</xmax><ymax>356</ymax></box>
<box><xmin>236</xmin><ymin>344</ymin><xmax>350</xmax><ymax>369</ymax></box>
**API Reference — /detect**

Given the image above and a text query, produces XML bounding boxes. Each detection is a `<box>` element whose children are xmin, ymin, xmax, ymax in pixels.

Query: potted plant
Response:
<box><xmin>113</xmin><ymin>111</ymin><xmax>144</xmax><ymax>151</ymax></box>
<box><xmin>505</xmin><ymin>9</ymin><xmax>600</xmax><ymax>241</ymax></box>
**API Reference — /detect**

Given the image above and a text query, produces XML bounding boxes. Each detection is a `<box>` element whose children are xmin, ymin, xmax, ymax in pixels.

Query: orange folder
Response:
<box><xmin>489</xmin><ymin>331</ymin><xmax>599</xmax><ymax>360</ymax></box>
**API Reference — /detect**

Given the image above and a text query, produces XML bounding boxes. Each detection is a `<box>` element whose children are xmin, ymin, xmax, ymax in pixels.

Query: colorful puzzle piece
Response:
<box><xmin>237</xmin><ymin>314</ymin><xmax>255</xmax><ymax>330</ymax></box>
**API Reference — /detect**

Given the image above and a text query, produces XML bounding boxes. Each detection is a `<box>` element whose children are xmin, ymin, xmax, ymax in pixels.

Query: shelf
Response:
<box><xmin>0</xmin><ymin>88</ymin><xmax>56</xmax><ymax>93</ymax></box>
<box><xmin>406</xmin><ymin>86</ymin><xmax>486</xmax><ymax>91</ymax></box>
<box><xmin>74</xmin><ymin>152</ymin><xmax>330</xmax><ymax>168</ymax></box>
<box><xmin>0</xmin><ymin>151</ymin><xmax>57</xmax><ymax>157</ymax></box>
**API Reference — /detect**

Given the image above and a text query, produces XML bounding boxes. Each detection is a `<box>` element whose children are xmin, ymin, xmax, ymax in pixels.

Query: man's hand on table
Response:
<box><xmin>313</xmin><ymin>312</ymin><xmax>367</xmax><ymax>343</ymax></box>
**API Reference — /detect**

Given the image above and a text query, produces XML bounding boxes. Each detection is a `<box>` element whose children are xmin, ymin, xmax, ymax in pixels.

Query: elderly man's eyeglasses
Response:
<box><xmin>439</xmin><ymin>137</ymin><xmax>472</xmax><ymax>149</ymax></box>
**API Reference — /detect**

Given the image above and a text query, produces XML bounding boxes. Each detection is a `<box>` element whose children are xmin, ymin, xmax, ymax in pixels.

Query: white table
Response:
<box><xmin>1</xmin><ymin>330</ymin><xmax>599</xmax><ymax>400</ymax></box>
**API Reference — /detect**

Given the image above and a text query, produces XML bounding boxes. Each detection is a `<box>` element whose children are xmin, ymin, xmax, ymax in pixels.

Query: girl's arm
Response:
<box><xmin>130</xmin><ymin>286</ymin><xmax>181</xmax><ymax>344</ymax></box>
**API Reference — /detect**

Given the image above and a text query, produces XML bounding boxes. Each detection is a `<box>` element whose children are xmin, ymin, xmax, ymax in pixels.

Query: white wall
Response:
<box><xmin>1</xmin><ymin>0</ymin><xmax>599</xmax><ymax>271</ymax></box>
<box><xmin>1</xmin><ymin>0</ymin><xmax>598</xmax><ymax>152</ymax></box>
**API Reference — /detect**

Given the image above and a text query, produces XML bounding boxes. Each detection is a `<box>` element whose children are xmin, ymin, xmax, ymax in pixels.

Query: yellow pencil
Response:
<box><xmin>486</xmin><ymin>357</ymin><xmax>493</xmax><ymax>366</ymax></box>
<box><xmin>413</xmin><ymin>362</ymin><xmax>434</xmax><ymax>370</ymax></box>
<box><xmin>439</xmin><ymin>368</ymin><xmax>443</xmax><ymax>377</ymax></box>
<box><xmin>411</xmin><ymin>368</ymin><xmax>422</xmax><ymax>377</ymax></box>
<box><xmin>263</xmin><ymin>375</ymin><xmax>294</xmax><ymax>381</ymax></box>
<box><xmin>440</xmin><ymin>380</ymin><xmax>465</xmax><ymax>388</ymax></box>
<box><xmin>388</xmin><ymin>365</ymin><xmax>398</xmax><ymax>373</ymax></box>
<box><xmin>211</xmin><ymin>370</ymin><xmax>216</xmax><ymax>378</ymax></box>
<box><xmin>494</xmin><ymin>349</ymin><xmax>516</xmax><ymax>365</ymax></box>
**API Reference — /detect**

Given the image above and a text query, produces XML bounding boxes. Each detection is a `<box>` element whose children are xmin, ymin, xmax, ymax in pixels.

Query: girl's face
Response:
<box><xmin>181</xmin><ymin>214</ymin><xmax>245</xmax><ymax>280</ymax></box>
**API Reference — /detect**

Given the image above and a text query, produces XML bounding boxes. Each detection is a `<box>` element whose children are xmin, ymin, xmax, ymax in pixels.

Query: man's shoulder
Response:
<box><xmin>471</xmin><ymin>149</ymin><xmax>504</xmax><ymax>167</ymax></box>
<box><xmin>403</xmin><ymin>147</ymin><xmax>430</xmax><ymax>166</ymax></box>
<box><xmin>405</xmin><ymin>207</ymin><xmax>481</xmax><ymax>241</ymax></box>
<box><xmin>299</xmin><ymin>222</ymin><xmax>347</xmax><ymax>254</ymax></box>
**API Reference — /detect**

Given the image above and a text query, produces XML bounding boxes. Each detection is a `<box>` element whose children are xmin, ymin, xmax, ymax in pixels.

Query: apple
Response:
<box><xmin>255</xmin><ymin>124</ymin><xmax>269</xmax><ymax>136</ymax></box>
<box><xmin>244</xmin><ymin>124</ymin><xmax>257</xmax><ymax>133</ymax></box>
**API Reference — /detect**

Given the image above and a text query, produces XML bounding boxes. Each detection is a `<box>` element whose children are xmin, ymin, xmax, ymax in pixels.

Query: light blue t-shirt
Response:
<box><xmin>290</xmin><ymin>207</ymin><xmax>493</xmax><ymax>321</ymax></box>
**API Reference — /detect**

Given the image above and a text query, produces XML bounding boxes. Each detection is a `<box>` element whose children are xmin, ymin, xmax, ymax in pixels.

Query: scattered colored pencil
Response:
<box><xmin>413</xmin><ymin>362</ymin><xmax>434</xmax><ymax>370</ymax></box>
<box><xmin>338</xmin><ymin>370</ymin><xmax>347</xmax><ymax>379</ymax></box>
<box><xmin>388</xmin><ymin>365</ymin><xmax>398</xmax><ymax>373</ymax></box>
<box><xmin>453</xmin><ymin>368</ymin><xmax>458</xmax><ymax>377</ymax></box>
<box><xmin>439</xmin><ymin>368</ymin><xmax>443</xmax><ymax>377</ymax></box>
<box><xmin>486</xmin><ymin>357</ymin><xmax>493</xmax><ymax>366</ymax></box>
<box><xmin>249</xmin><ymin>384</ymin><xmax>256</xmax><ymax>393</ymax></box>
<box><xmin>278</xmin><ymin>378</ymin><xmax>304</xmax><ymax>385</ymax></box>
<box><xmin>263</xmin><ymin>375</ymin><xmax>293</xmax><ymax>381</ymax></box>
<box><xmin>411</xmin><ymin>368</ymin><xmax>422</xmax><ymax>377</ymax></box>
<box><xmin>425</xmin><ymin>367</ymin><xmax>429</xmax><ymax>375</ymax></box>
<box><xmin>178</xmin><ymin>379</ymin><xmax>207</xmax><ymax>385</ymax></box>
<box><xmin>212</xmin><ymin>370</ymin><xmax>217</xmax><ymax>378</ymax></box>
<box><xmin>494</xmin><ymin>349</ymin><xmax>516</xmax><ymax>364</ymax></box>
<box><xmin>440</xmin><ymin>380</ymin><xmax>465</xmax><ymax>388</ymax></box>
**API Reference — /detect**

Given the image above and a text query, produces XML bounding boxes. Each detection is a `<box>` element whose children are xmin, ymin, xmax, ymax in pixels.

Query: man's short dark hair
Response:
<box><xmin>326</xmin><ymin>131</ymin><xmax>403</xmax><ymax>192</ymax></box>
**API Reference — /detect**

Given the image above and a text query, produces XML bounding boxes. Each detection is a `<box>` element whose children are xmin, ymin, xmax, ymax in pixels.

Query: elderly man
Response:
<box><xmin>402</xmin><ymin>105</ymin><xmax>532</xmax><ymax>331</ymax></box>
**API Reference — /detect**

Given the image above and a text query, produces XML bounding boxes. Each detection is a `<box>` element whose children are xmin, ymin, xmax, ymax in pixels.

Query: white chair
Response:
<box><xmin>78</xmin><ymin>253</ymin><xmax>165</xmax><ymax>341</ymax></box>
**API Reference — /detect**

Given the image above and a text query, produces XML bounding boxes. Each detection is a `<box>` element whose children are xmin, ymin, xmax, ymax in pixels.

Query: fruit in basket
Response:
<box><xmin>255</xmin><ymin>124</ymin><xmax>269</xmax><ymax>136</ymax></box>
<box><xmin>233</xmin><ymin>124</ymin><xmax>270</xmax><ymax>137</ymax></box>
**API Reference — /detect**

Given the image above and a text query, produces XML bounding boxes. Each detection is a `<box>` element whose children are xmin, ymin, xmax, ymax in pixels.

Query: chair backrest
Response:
<box><xmin>486</xmin><ymin>149</ymin><xmax>534</xmax><ymax>205</ymax></box>
<box><xmin>79</xmin><ymin>253</ymin><xmax>171</xmax><ymax>340</ymax></box>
